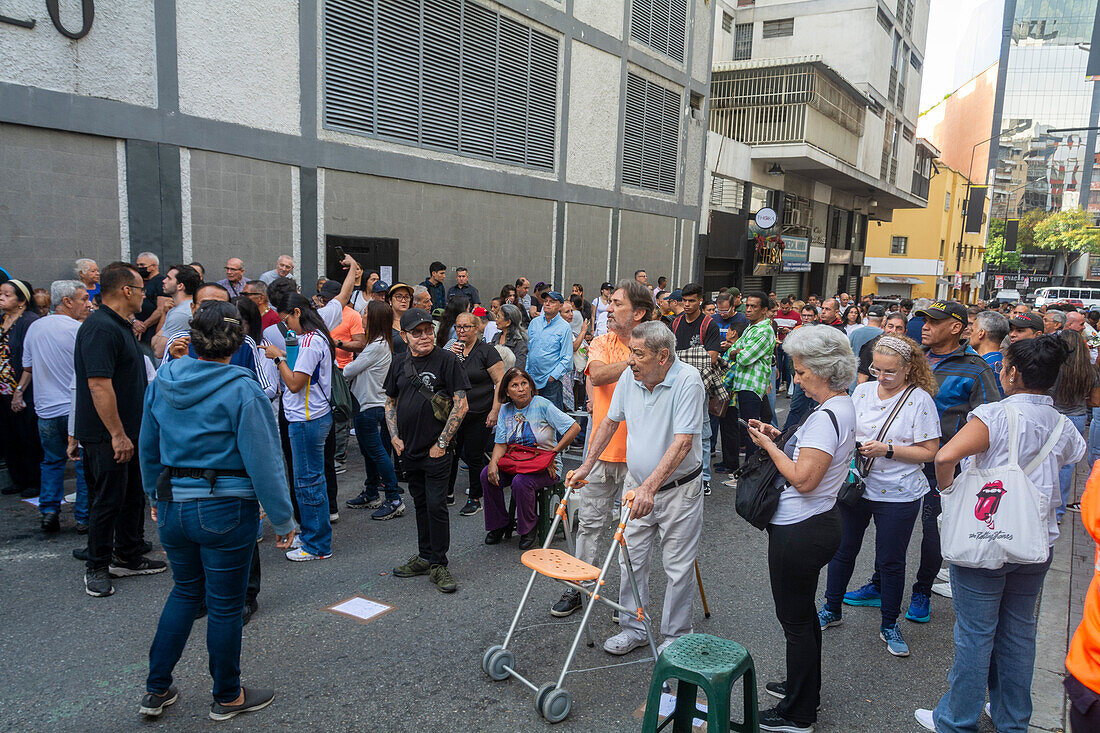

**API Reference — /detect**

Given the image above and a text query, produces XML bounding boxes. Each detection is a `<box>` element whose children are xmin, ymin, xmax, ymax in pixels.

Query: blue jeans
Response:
<box><xmin>783</xmin><ymin>383</ymin><xmax>818</xmax><ymax>431</ymax></box>
<box><xmin>38</xmin><ymin>415</ymin><xmax>87</xmax><ymax>522</ymax></box>
<box><xmin>288</xmin><ymin>413</ymin><xmax>333</xmax><ymax>556</ymax></box>
<box><xmin>147</xmin><ymin>497</ymin><xmax>260</xmax><ymax>703</ymax></box>
<box><xmin>824</xmin><ymin>497</ymin><xmax>921</xmax><ymax>627</ymax></box>
<box><xmin>538</xmin><ymin>378</ymin><xmax>564</xmax><ymax>410</ymax></box>
<box><xmin>1089</xmin><ymin>407</ymin><xmax>1100</xmax><ymax>466</ymax></box>
<box><xmin>354</xmin><ymin>407</ymin><xmax>400</xmax><ymax>502</ymax></box>
<box><xmin>1057</xmin><ymin>413</ymin><xmax>1088</xmax><ymax>521</ymax></box>
<box><xmin>933</xmin><ymin>552</ymin><xmax>1053</xmax><ymax>733</ymax></box>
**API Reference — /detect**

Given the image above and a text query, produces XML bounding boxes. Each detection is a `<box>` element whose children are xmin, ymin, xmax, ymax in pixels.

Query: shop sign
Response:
<box><xmin>1020</xmin><ymin>276</ymin><xmax>1029</xmax><ymax>288</ymax></box>
<box><xmin>995</xmin><ymin>275</ymin><xmax>1004</xmax><ymax>289</ymax></box>
<box><xmin>782</xmin><ymin>262</ymin><xmax>811</xmax><ymax>272</ymax></box>
<box><xmin>754</xmin><ymin>207</ymin><xmax>778</xmax><ymax>229</ymax></box>
<box><xmin>1</xmin><ymin>1</ymin><xmax>95</xmax><ymax>40</ymax></box>
<box><xmin>1090</xmin><ymin>255</ymin><xmax>1100</xmax><ymax>279</ymax></box>
<box><xmin>954</xmin><ymin>271</ymin><xmax>963</xmax><ymax>289</ymax></box>
<box><xmin>752</xmin><ymin>234</ymin><xmax>784</xmax><ymax>276</ymax></box>
<box><xmin>782</xmin><ymin>236</ymin><xmax>809</xmax><ymax>263</ymax></box>
<box><xmin>829</xmin><ymin>248</ymin><xmax>852</xmax><ymax>264</ymax></box>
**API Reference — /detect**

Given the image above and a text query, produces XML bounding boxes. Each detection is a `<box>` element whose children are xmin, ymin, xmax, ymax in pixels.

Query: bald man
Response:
<box><xmin>217</xmin><ymin>257</ymin><xmax>248</xmax><ymax>298</ymax></box>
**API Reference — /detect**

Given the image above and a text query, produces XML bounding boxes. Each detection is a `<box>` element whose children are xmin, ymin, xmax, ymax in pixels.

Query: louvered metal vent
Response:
<box><xmin>622</xmin><ymin>72</ymin><xmax>680</xmax><ymax>195</ymax></box>
<box><xmin>322</xmin><ymin>0</ymin><xmax>559</xmax><ymax>170</ymax></box>
<box><xmin>630</xmin><ymin>0</ymin><xmax>688</xmax><ymax>64</ymax></box>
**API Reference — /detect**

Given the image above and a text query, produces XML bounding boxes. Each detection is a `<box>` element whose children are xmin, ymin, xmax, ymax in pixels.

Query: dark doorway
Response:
<box><xmin>325</xmin><ymin>235</ymin><xmax>399</xmax><ymax>285</ymax></box>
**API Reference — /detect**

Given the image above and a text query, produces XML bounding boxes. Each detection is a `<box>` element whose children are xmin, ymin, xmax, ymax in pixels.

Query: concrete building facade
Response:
<box><xmin>1</xmin><ymin>0</ymin><xmax>714</xmax><ymax>295</ymax></box>
<box><xmin>701</xmin><ymin>0</ymin><xmax>931</xmax><ymax>300</ymax></box>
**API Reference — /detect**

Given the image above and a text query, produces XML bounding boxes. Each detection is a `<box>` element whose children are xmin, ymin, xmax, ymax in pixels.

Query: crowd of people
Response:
<box><xmin>2</xmin><ymin>253</ymin><xmax>1099</xmax><ymax>732</ymax></box>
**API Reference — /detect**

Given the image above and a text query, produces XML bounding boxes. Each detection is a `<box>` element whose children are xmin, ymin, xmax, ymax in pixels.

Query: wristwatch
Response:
<box><xmin>437</xmin><ymin>438</ymin><xmax>448</xmax><ymax>450</ymax></box>
<box><xmin>885</xmin><ymin>448</ymin><xmax>894</xmax><ymax>459</ymax></box>
<box><xmin>273</xmin><ymin>356</ymin><xmax>284</xmax><ymax>367</ymax></box>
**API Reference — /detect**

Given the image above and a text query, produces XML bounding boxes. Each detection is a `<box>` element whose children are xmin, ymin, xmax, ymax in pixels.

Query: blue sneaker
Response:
<box><xmin>843</xmin><ymin>580</ymin><xmax>882</xmax><ymax>608</ymax></box>
<box><xmin>371</xmin><ymin>499</ymin><xmax>406</xmax><ymax>521</ymax></box>
<box><xmin>905</xmin><ymin>592</ymin><xmax>931</xmax><ymax>623</ymax></box>
<box><xmin>817</xmin><ymin>604</ymin><xmax>842</xmax><ymax>630</ymax></box>
<box><xmin>880</xmin><ymin>624</ymin><xmax>910</xmax><ymax>657</ymax></box>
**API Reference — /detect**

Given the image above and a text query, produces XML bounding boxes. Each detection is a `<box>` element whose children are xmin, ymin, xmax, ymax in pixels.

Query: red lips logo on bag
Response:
<box><xmin>974</xmin><ymin>481</ymin><xmax>1006</xmax><ymax>530</ymax></box>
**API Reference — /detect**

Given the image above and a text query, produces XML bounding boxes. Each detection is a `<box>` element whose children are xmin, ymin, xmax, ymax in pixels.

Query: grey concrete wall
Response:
<box><xmin>562</xmin><ymin>203</ymin><xmax>612</xmax><ymax>295</ymax></box>
<box><xmin>617</xmin><ymin>210</ymin><xmax>678</xmax><ymax>285</ymax></box>
<box><xmin>188</xmin><ymin>150</ymin><xmax>294</xmax><ymax>278</ymax></box>
<box><xmin>323</xmin><ymin>170</ymin><xmax>555</xmax><ymax>297</ymax></box>
<box><xmin>0</xmin><ymin>124</ymin><xmax>121</xmax><ymax>285</ymax></box>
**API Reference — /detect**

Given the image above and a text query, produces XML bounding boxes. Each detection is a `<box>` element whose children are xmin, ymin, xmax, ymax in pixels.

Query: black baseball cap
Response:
<box><xmin>400</xmin><ymin>308</ymin><xmax>434</xmax><ymax>332</ymax></box>
<box><xmin>600</xmin><ymin>281</ymin><xmax>613</xmax><ymax>291</ymax></box>
<box><xmin>1009</xmin><ymin>312</ymin><xmax>1044</xmax><ymax>331</ymax></box>
<box><xmin>371</xmin><ymin>280</ymin><xmax>390</xmax><ymax>293</ymax></box>
<box><xmin>318</xmin><ymin>280</ymin><xmax>342</xmax><ymax>300</ymax></box>
<box><xmin>867</xmin><ymin>304</ymin><xmax>886</xmax><ymax>317</ymax></box>
<box><xmin>915</xmin><ymin>300</ymin><xmax>967</xmax><ymax>324</ymax></box>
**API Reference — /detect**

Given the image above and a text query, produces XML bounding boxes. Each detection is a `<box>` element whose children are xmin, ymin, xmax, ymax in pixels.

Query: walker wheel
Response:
<box><xmin>538</xmin><ymin>687</ymin><xmax>572</xmax><ymax>723</ymax></box>
<box><xmin>482</xmin><ymin>645</ymin><xmax>502</xmax><ymax>675</ymax></box>
<box><xmin>486</xmin><ymin>648</ymin><xmax>514</xmax><ymax>681</ymax></box>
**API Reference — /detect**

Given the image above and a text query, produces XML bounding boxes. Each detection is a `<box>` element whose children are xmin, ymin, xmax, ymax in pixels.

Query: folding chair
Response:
<box><xmin>481</xmin><ymin>472</ymin><xmax>659</xmax><ymax>723</ymax></box>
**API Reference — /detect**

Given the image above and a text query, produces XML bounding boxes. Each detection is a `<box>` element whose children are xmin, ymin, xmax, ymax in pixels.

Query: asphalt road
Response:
<box><xmin>0</xmin><ymin>400</ymin><xmax>991</xmax><ymax>732</ymax></box>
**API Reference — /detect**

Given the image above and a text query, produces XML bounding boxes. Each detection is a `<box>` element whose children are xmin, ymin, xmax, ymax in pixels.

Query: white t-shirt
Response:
<box><xmin>349</xmin><ymin>290</ymin><xmax>369</xmax><ymax>314</ymax></box>
<box><xmin>21</xmin><ymin>314</ymin><xmax>81</xmax><ymax>419</ymax></box>
<box><xmin>318</xmin><ymin>299</ymin><xmax>344</xmax><ymax>331</ymax></box>
<box><xmin>281</xmin><ymin>331</ymin><xmax>332</xmax><ymax>422</ymax></box>
<box><xmin>966</xmin><ymin>393</ymin><xmax>1087</xmax><ymax>546</ymax></box>
<box><xmin>852</xmin><ymin>382</ymin><xmax>941</xmax><ymax>502</ymax></box>
<box><xmin>483</xmin><ymin>320</ymin><xmax>500</xmax><ymax>345</ymax></box>
<box><xmin>772</xmin><ymin>395</ymin><xmax>857</xmax><ymax>525</ymax></box>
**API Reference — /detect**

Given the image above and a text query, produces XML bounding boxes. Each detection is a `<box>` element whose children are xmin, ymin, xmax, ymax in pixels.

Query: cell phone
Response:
<box><xmin>738</xmin><ymin>418</ymin><xmax>752</xmax><ymax>431</ymax></box>
<box><xmin>334</xmin><ymin>245</ymin><xmax>345</xmax><ymax>260</ymax></box>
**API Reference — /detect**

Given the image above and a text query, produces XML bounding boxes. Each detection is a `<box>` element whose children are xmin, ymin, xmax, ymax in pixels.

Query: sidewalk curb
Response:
<box><xmin>1032</xmin><ymin>525</ymin><xmax>1070</xmax><ymax>732</ymax></box>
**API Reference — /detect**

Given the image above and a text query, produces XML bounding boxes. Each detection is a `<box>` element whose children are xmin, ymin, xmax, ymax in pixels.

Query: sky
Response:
<box><xmin>919</xmin><ymin>0</ymin><xmax>1005</xmax><ymax>113</ymax></box>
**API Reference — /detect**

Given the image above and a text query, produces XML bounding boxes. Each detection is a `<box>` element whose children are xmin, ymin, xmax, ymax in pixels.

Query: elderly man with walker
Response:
<box><xmin>571</xmin><ymin>321</ymin><xmax>706</xmax><ymax>655</ymax></box>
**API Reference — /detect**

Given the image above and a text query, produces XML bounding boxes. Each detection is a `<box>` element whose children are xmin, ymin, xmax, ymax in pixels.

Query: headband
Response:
<box><xmin>877</xmin><ymin>335</ymin><xmax>912</xmax><ymax>360</ymax></box>
<box><xmin>8</xmin><ymin>279</ymin><xmax>31</xmax><ymax>302</ymax></box>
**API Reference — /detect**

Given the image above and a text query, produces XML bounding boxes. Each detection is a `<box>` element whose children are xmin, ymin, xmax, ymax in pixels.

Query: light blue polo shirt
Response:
<box><xmin>607</xmin><ymin>358</ymin><xmax>705</xmax><ymax>486</ymax></box>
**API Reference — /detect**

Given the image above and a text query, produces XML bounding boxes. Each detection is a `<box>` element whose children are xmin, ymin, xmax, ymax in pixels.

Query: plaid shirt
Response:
<box><xmin>722</xmin><ymin>318</ymin><xmax>775</xmax><ymax>396</ymax></box>
<box><xmin>677</xmin><ymin>346</ymin><xmax>730</xmax><ymax>402</ymax></box>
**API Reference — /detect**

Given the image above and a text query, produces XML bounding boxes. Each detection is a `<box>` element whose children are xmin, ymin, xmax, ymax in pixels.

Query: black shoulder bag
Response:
<box><xmin>837</xmin><ymin>385</ymin><xmax>915</xmax><ymax>507</ymax></box>
<box><xmin>402</xmin><ymin>355</ymin><xmax>454</xmax><ymax>423</ymax></box>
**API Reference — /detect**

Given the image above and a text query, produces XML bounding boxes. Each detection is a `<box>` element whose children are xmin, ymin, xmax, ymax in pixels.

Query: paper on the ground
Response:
<box><xmin>328</xmin><ymin>596</ymin><xmax>392</xmax><ymax>622</ymax></box>
<box><xmin>22</xmin><ymin>496</ymin><xmax>67</xmax><ymax>508</ymax></box>
<box><xmin>658</xmin><ymin>692</ymin><xmax>707</xmax><ymax>725</ymax></box>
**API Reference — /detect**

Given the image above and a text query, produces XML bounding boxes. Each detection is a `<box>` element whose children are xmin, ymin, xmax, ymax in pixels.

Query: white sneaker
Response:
<box><xmin>723</xmin><ymin>478</ymin><xmax>738</xmax><ymax>488</ymax></box>
<box><xmin>285</xmin><ymin>548</ymin><xmax>332</xmax><ymax>562</ymax></box>
<box><xmin>603</xmin><ymin>631</ymin><xmax>648</xmax><ymax>656</ymax></box>
<box><xmin>931</xmin><ymin>582</ymin><xmax>952</xmax><ymax>599</ymax></box>
<box><xmin>656</xmin><ymin>638</ymin><xmax>675</xmax><ymax>655</ymax></box>
<box><xmin>936</xmin><ymin>567</ymin><xmax>950</xmax><ymax>583</ymax></box>
<box><xmin>329</xmin><ymin>512</ymin><xmax>340</xmax><ymax>523</ymax></box>
<box><xmin>984</xmin><ymin>702</ymin><xmax>991</xmax><ymax>718</ymax></box>
<box><xmin>289</xmin><ymin>534</ymin><xmax>303</xmax><ymax>550</ymax></box>
<box><xmin>914</xmin><ymin>709</ymin><xmax>937</xmax><ymax>731</ymax></box>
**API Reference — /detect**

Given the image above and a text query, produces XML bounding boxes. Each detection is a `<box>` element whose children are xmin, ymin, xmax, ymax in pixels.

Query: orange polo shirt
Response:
<box><xmin>1068</xmin><ymin>461</ymin><xmax>1100</xmax><ymax>694</ymax></box>
<box><xmin>585</xmin><ymin>333</ymin><xmax>630</xmax><ymax>463</ymax></box>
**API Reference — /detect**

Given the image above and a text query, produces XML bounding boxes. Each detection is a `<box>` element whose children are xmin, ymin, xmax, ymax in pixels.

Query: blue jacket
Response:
<box><xmin>421</xmin><ymin>278</ymin><xmax>447</xmax><ymax>311</ymax></box>
<box><xmin>138</xmin><ymin>357</ymin><xmax>295</xmax><ymax>535</ymax></box>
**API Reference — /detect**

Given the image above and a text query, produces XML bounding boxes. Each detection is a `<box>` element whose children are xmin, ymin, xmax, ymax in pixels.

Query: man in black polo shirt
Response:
<box><xmin>385</xmin><ymin>308</ymin><xmax>470</xmax><ymax>593</ymax></box>
<box><xmin>74</xmin><ymin>262</ymin><xmax>165</xmax><ymax>597</ymax></box>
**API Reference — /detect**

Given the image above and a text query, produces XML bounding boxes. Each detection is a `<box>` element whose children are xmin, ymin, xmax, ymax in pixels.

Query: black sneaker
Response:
<box><xmin>759</xmin><ymin>706</ymin><xmax>813</xmax><ymax>732</ymax></box>
<box><xmin>459</xmin><ymin>499</ymin><xmax>481</xmax><ymax>516</ymax></box>
<box><xmin>41</xmin><ymin>511</ymin><xmax>60</xmax><ymax>533</ymax></box>
<box><xmin>551</xmin><ymin>589</ymin><xmax>582</xmax><ymax>617</ymax></box>
<box><xmin>139</xmin><ymin>686</ymin><xmax>178</xmax><ymax>717</ymax></box>
<box><xmin>1068</xmin><ymin>502</ymin><xmax>1082</xmax><ymax>513</ymax></box>
<box><xmin>73</xmin><ymin>546</ymin><xmax>89</xmax><ymax>562</ymax></box>
<box><xmin>0</xmin><ymin>484</ymin><xmax>21</xmax><ymax>495</ymax></box>
<box><xmin>242</xmin><ymin>600</ymin><xmax>258</xmax><ymax>626</ymax></box>
<box><xmin>84</xmin><ymin>568</ymin><xmax>114</xmax><ymax>597</ymax></box>
<box><xmin>140</xmin><ymin>540</ymin><xmax>154</xmax><ymax>555</ymax></box>
<box><xmin>109</xmin><ymin>555</ymin><xmax>167</xmax><ymax>577</ymax></box>
<box><xmin>518</xmin><ymin>528</ymin><xmax>538</xmax><ymax>550</ymax></box>
<box><xmin>209</xmin><ymin>687</ymin><xmax>275</xmax><ymax>721</ymax></box>
<box><xmin>75</xmin><ymin>522</ymin><xmax>88</xmax><ymax>534</ymax></box>
<box><xmin>20</xmin><ymin>486</ymin><xmax>40</xmax><ymax>498</ymax></box>
<box><xmin>765</xmin><ymin>681</ymin><xmax>788</xmax><ymax>700</ymax></box>
<box><xmin>347</xmin><ymin>491</ymin><xmax>384</xmax><ymax>510</ymax></box>
<box><xmin>446</xmin><ymin>493</ymin><xmax>456</xmax><ymax>506</ymax></box>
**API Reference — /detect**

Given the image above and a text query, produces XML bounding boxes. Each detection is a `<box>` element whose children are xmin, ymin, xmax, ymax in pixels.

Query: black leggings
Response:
<box><xmin>766</xmin><ymin>506</ymin><xmax>842</xmax><ymax>725</ymax></box>
<box><xmin>449</xmin><ymin>410</ymin><xmax>492</xmax><ymax>500</ymax></box>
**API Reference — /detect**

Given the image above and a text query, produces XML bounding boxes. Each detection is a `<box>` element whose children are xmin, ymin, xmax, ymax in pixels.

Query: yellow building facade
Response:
<box><xmin>862</xmin><ymin>155</ymin><xmax>986</xmax><ymax>303</ymax></box>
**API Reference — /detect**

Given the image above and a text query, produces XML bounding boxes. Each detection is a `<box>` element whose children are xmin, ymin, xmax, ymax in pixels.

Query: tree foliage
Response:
<box><xmin>1033</xmin><ymin>209</ymin><xmax>1100</xmax><ymax>267</ymax></box>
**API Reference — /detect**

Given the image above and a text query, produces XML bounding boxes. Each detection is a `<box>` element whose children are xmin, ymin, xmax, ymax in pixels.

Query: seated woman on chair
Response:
<box><xmin>482</xmin><ymin>367</ymin><xmax>580</xmax><ymax>549</ymax></box>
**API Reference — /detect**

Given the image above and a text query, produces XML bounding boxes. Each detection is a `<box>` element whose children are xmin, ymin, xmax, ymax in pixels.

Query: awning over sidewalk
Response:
<box><xmin>875</xmin><ymin>276</ymin><xmax>924</xmax><ymax>285</ymax></box>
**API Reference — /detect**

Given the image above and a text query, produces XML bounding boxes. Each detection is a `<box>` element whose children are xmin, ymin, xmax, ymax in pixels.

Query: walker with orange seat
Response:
<box><xmin>481</xmin><ymin>471</ymin><xmax>658</xmax><ymax>723</ymax></box>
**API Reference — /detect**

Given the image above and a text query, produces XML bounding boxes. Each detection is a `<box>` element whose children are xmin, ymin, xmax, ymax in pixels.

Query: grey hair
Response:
<box><xmin>137</xmin><ymin>251</ymin><xmax>159</xmax><ymax>266</ymax></box>
<box><xmin>631</xmin><ymin>320</ymin><xmax>676</xmax><ymax>361</ymax></box>
<box><xmin>974</xmin><ymin>310</ymin><xmax>1009</xmax><ymax>344</ymax></box>
<box><xmin>912</xmin><ymin>298</ymin><xmax>933</xmax><ymax>312</ymax></box>
<box><xmin>74</xmin><ymin>258</ymin><xmax>96</xmax><ymax>277</ymax></box>
<box><xmin>499</xmin><ymin>303</ymin><xmax>527</xmax><ymax>342</ymax></box>
<box><xmin>412</xmin><ymin>284</ymin><xmax>429</xmax><ymax>298</ymax></box>
<box><xmin>782</xmin><ymin>325</ymin><xmax>856</xmax><ymax>391</ymax></box>
<box><xmin>50</xmin><ymin>280</ymin><xmax>86</xmax><ymax>307</ymax></box>
<box><xmin>1048</xmin><ymin>310</ymin><xmax>1067</xmax><ymax>327</ymax></box>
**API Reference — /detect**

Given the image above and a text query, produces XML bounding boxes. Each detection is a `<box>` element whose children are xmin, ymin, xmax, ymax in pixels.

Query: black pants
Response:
<box><xmin>766</xmin><ymin>506</ymin><xmax>842</xmax><ymax>725</ymax></box>
<box><xmin>912</xmin><ymin>490</ymin><xmax>941</xmax><ymax>596</ymax></box>
<box><xmin>280</xmin><ymin>404</ymin><xmax>339</xmax><ymax>519</ymax></box>
<box><xmin>718</xmin><ymin>406</ymin><xmax>741</xmax><ymax>470</ymax></box>
<box><xmin>1067</xmin><ymin>674</ymin><xmax>1100</xmax><ymax>733</ymax></box>
<box><xmin>246</xmin><ymin>543</ymin><xmax>260</xmax><ymax>605</ymax></box>
<box><xmin>83</xmin><ymin>440</ymin><xmax>145</xmax><ymax>570</ymax></box>
<box><xmin>405</xmin><ymin>453</ymin><xmax>452</xmax><ymax>566</ymax></box>
<box><xmin>449</xmin><ymin>411</ymin><xmax>491</xmax><ymax>501</ymax></box>
<box><xmin>736</xmin><ymin>391</ymin><xmax>765</xmax><ymax>461</ymax></box>
<box><xmin>0</xmin><ymin>392</ymin><xmax>42</xmax><ymax>490</ymax></box>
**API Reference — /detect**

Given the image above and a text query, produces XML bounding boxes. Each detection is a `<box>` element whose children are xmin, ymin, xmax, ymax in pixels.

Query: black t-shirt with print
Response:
<box><xmin>384</xmin><ymin>347</ymin><xmax>471</xmax><ymax>461</ymax></box>
<box><xmin>459</xmin><ymin>340</ymin><xmax>503</xmax><ymax>414</ymax></box>
<box><xmin>672</xmin><ymin>314</ymin><xmax>722</xmax><ymax>353</ymax></box>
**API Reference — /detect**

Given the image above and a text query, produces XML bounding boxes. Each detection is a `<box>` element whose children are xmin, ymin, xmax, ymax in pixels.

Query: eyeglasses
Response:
<box><xmin>868</xmin><ymin>366</ymin><xmax>901</xmax><ymax>379</ymax></box>
<box><xmin>455</xmin><ymin>324</ymin><xmax>476</xmax><ymax>331</ymax></box>
<box><xmin>391</xmin><ymin>293</ymin><xmax>411</xmax><ymax>301</ymax></box>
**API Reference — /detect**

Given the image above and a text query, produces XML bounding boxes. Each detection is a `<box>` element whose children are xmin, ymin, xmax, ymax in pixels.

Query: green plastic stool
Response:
<box><xmin>536</xmin><ymin>481</ymin><xmax>565</xmax><ymax>546</ymax></box>
<box><xmin>641</xmin><ymin>633</ymin><xmax>759</xmax><ymax>733</ymax></box>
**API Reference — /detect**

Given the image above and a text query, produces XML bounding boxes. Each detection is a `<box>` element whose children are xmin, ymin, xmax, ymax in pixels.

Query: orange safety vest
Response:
<box><xmin>1067</xmin><ymin>461</ymin><xmax>1100</xmax><ymax>693</ymax></box>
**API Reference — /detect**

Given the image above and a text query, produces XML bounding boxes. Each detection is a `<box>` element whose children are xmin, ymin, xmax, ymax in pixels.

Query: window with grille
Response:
<box><xmin>722</xmin><ymin>12</ymin><xmax>733</xmax><ymax>32</ymax></box>
<box><xmin>322</xmin><ymin>0</ymin><xmax>559</xmax><ymax>170</ymax></box>
<box><xmin>762</xmin><ymin>18</ymin><xmax>794</xmax><ymax>38</ymax></box>
<box><xmin>630</xmin><ymin>0</ymin><xmax>688</xmax><ymax>63</ymax></box>
<box><xmin>710</xmin><ymin>176</ymin><xmax>744</xmax><ymax>211</ymax></box>
<box><xmin>876</xmin><ymin>8</ymin><xmax>891</xmax><ymax>33</ymax></box>
<box><xmin>909</xmin><ymin>53</ymin><xmax>922</xmax><ymax>73</ymax></box>
<box><xmin>622</xmin><ymin>72</ymin><xmax>681</xmax><ymax>195</ymax></box>
<box><xmin>890</xmin><ymin>236</ymin><xmax>908</xmax><ymax>255</ymax></box>
<box><xmin>733</xmin><ymin>23</ymin><xmax>753</xmax><ymax>60</ymax></box>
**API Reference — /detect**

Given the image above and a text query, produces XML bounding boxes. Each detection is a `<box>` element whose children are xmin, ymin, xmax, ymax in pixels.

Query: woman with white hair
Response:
<box><xmin>74</xmin><ymin>258</ymin><xmax>100</xmax><ymax>302</ymax></box>
<box><xmin>746</xmin><ymin>324</ymin><xmax>857</xmax><ymax>733</ymax></box>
